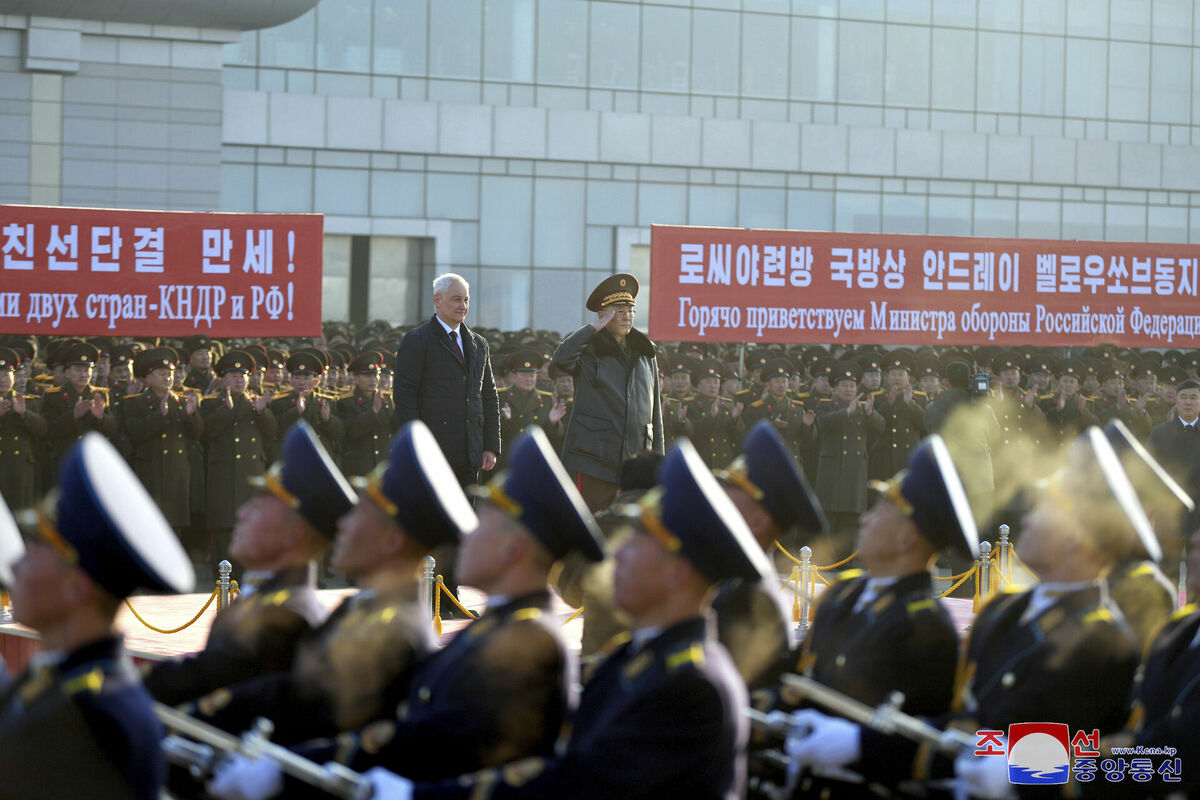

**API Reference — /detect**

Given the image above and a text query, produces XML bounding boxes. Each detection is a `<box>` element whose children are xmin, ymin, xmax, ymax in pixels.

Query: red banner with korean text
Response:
<box><xmin>648</xmin><ymin>225</ymin><xmax>1200</xmax><ymax>347</ymax></box>
<box><xmin>0</xmin><ymin>205</ymin><xmax>323</xmax><ymax>337</ymax></box>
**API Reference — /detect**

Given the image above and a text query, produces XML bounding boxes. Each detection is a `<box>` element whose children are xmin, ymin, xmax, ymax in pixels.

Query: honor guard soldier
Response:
<box><xmin>194</xmin><ymin>421</ymin><xmax>476</xmax><ymax>754</ymax></box>
<box><xmin>1102</xmin><ymin>418</ymin><xmax>1187</xmax><ymax>649</ymax></box>
<box><xmin>814</xmin><ymin>361</ymin><xmax>883</xmax><ymax>556</ymax></box>
<box><xmin>40</xmin><ymin>342</ymin><xmax>118</xmax><ymax>483</ymax></box>
<box><xmin>743</xmin><ymin>358</ymin><xmax>809</xmax><ymax>457</ymax></box>
<box><xmin>181</xmin><ymin>334</ymin><xmax>219</xmax><ymax>393</ymax></box>
<box><xmin>1094</xmin><ymin>364</ymin><xmax>1152</xmax><ymax>439</ymax></box>
<box><xmin>869</xmin><ymin>350</ymin><xmax>927</xmax><ymax>481</ymax></box>
<box><xmin>197</xmin><ymin>350</ymin><xmax>279</xmax><ymax>563</ymax></box>
<box><xmin>662</xmin><ymin>357</ymin><xmax>695</xmax><ymax>448</ymax></box>
<box><xmin>272</xmin><ymin>350</ymin><xmax>344</xmax><ymax>465</ymax></box>
<box><xmin>497</xmin><ymin>351</ymin><xmax>565</xmax><ymax>468</ymax></box>
<box><xmin>0</xmin><ymin>346</ymin><xmax>46</xmax><ymax>510</ymax></box>
<box><xmin>714</xmin><ymin>421</ymin><xmax>828</xmax><ymax>689</ymax></box>
<box><xmin>119</xmin><ymin>347</ymin><xmax>203</xmax><ymax>532</ymax></box>
<box><xmin>1041</xmin><ymin>358</ymin><xmax>1099</xmax><ymax>447</ymax></box>
<box><xmin>686</xmin><ymin>359</ymin><xmax>745</xmax><ymax>469</ymax></box>
<box><xmin>0</xmin><ymin>433</ymin><xmax>194</xmax><ymax>800</ymax></box>
<box><xmin>355</xmin><ymin>437</ymin><xmax>772</xmax><ymax>800</ymax></box>
<box><xmin>800</xmin><ymin>428</ymin><xmax>1142</xmax><ymax>797</ymax></box>
<box><xmin>145</xmin><ymin>423</ymin><xmax>346</xmax><ymax>708</ymax></box>
<box><xmin>337</xmin><ymin>351</ymin><xmax>398</xmax><ymax>478</ymax></box>
<box><xmin>209</xmin><ymin>426</ymin><xmax>604</xmax><ymax>798</ymax></box>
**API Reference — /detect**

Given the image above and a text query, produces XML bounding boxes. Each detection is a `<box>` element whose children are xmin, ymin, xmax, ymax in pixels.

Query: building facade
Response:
<box><xmin>4</xmin><ymin>1</ymin><xmax>1200</xmax><ymax>333</ymax></box>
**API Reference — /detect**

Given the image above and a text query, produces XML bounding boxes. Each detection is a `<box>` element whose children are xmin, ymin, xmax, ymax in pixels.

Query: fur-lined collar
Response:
<box><xmin>591</xmin><ymin>327</ymin><xmax>657</xmax><ymax>359</ymax></box>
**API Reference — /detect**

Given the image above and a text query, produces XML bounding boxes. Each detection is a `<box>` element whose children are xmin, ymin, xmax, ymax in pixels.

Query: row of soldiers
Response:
<box><xmin>0</xmin><ymin>399</ymin><xmax>1195</xmax><ymax>799</ymax></box>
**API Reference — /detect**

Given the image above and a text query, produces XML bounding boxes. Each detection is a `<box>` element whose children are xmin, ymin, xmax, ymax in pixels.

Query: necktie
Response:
<box><xmin>449</xmin><ymin>330</ymin><xmax>464</xmax><ymax>363</ymax></box>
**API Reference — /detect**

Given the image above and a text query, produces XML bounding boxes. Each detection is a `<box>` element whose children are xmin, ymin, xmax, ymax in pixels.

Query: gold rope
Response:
<box><xmin>124</xmin><ymin>586</ymin><xmax>219</xmax><ymax>634</ymax></box>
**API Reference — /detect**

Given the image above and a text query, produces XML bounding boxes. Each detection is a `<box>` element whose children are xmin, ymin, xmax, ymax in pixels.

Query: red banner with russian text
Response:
<box><xmin>648</xmin><ymin>225</ymin><xmax>1200</xmax><ymax>347</ymax></box>
<box><xmin>0</xmin><ymin>205</ymin><xmax>323</xmax><ymax>337</ymax></box>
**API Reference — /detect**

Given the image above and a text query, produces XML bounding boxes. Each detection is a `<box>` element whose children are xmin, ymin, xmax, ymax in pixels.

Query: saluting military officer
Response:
<box><xmin>713</xmin><ymin>421</ymin><xmax>828</xmax><ymax>689</ymax></box>
<box><xmin>194</xmin><ymin>421</ymin><xmax>477</xmax><ymax>754</ymax></box>
<box><xmin>145</xmin><ymin>422</ymin><xmax>346</xmax><ymax>710</ymax></box>
<box><xmin>0</xmin><ymin>433</ymin><xmax>194</xmax><ymax>800</ymax></box>
<box><xmin>497</xmin><ymin>350</ymin><xmax>566</xmax><ymax>468</ymax></box>
<box><xmin>198</xmin><ymin>349</ymin><xmax>279</xmax><ymax>564</ymax></box>
<box><xmin>337</xmin><ymin>351</ymin><xmax>398</xmax><ymax>477</ymax></box>
<box><xmin>0</xmin><ymin>346</ymin><xmax>46</xmax><ymax>510</ymax></box>
<box><xmin>686</xmin><ymin>358</ymin><xmax>745</xmax><ymax>469</ymax></box>
<box><xmin>780</xmin><ymin>435</ymin><xmax>977</xmax><ymax>797</ymax></box>
<box><xmin>119</xmin><ymin>347</ymin><xmax>203</xmax><ymax>531</ymax></box>
<box><xmin>349</xmin><ymin>437</ymin><xmax>771</xmax><ymax>800</ymax></box>
<box><xmin>40</xmin><ymin>342</ymin><xmax>117</xmax><ymax>484</ymax></box>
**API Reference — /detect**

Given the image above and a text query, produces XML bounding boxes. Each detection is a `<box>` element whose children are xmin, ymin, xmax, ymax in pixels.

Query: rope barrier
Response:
<box><xmin>124</xmin><ymin>583</ymin><xmax>220</xmax><ymax>634</ymax></box>
<box><xmin>774</xmin><ymin>540</ymin><xmax>804</xmax><ymax>566</ymax></box>
<box><xmin>933</xmin><ymin>568</ymin><xmax>975</xmax><ymax>582</ymax></box>
<box><xmin>432</xmin><ymin>575</ymin><xmax>476</xmax><ymax>636</ymax></box>
<box><xmin>788</xmin><ymin>567</ymin><xmax>802</xmax><ymax>623</ymax></box>
<box><xmin>937</xmin><ymin>565</ymin><xmax>977</xmax><ymax>599</ymax></box>
<box><xmin>814</xmin><ymin>553</ymin><xmax>857</xmax><ymax>571</ymax></box>
<box><xmin>563</xmin><ymin>607</ymin><xmax>583</xmax><ymax>626</ymax></box>
<box><xmin>972</xmin><ymin>564</ymin><xmax>982</xmax><ymax>613</ymax></box>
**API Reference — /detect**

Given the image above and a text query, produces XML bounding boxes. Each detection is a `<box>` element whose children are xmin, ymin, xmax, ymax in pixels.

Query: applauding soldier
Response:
<box><xmin>41</xmin><ymin>342</ymin><xmax>117</xmax><ymax>482</ymax></box>
<box><xmin>687</xmin><ymin>359</ymin><xmax>745</xmax><ymax>469</ymax></box>
<box><xmin>337</xmin><ymin>351</ymin><xmax>397</xmax><ymax>478</ymax></box>
<box><xmin>0</xmin><ymin>346</ymin><xmax>46</xmax><ymax>509</ymax></box>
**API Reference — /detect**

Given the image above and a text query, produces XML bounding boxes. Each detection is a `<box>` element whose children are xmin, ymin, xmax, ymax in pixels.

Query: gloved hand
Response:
<box><xmin>206</xmin><ymin>754</ymin><xmax>283</xmax><ymax>800</ymax></box>
<box><xmin>366</xmin><ymin>767</ymin><xmax>414</xmax><ymax>800</ymax></box>
<box><xmin>783</xmin><ymin>709</ymin><xmax>861</xmax><ymax>769</ymax></box>
<box><xmin>955</xmin><ymin>749</ymin><xmax>1014</xmax><ymax>800</ymax></box>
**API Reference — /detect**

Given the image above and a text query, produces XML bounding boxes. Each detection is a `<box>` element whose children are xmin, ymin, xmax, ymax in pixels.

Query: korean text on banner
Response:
<box><xmin>648</xmin><ymin>224</ymin><xmax>1200</xmax><ymax>348</ymax></box>
<box><xmin>0</xmin><ymin>205</ymin><xmax>323</xmax><ymax>337</ymax></box>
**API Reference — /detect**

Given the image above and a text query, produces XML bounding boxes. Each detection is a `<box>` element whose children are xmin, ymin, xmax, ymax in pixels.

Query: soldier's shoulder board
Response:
<box><xmin>43</xmin><ymin>386</ymin><xmax>62</xmax><ymax>394</ymax></box>
<box><xmin>912</xmin><ymin>390</ymin><xmax>928</xmax><ymax>398</ymax></box>
<box><xmin>1169</xmin><ymin>602</ymin><xmax>1197</xmax><ymax>621</ymax></box>
<box><xmin>537</xmin><ymin>389</ymin><xmax>553</xmax><ymax>397</ymax></box>
<box><xmin>665</xmin><ymin>641</ymin><xmax>706</xmax><ymax>673</ymax></box>
<box><xmin>750</xmin><ymin>399</ymin><xmax>765</xmax><ymax>408</ymax></box>
<box><xmin>905</xmin><ymin>597</ymin><xmax>937</xmax><ymax>617</ymax></box>
<box><xmin>91</xmin><ymin>386</ymin><xmax>110</xmax><ymax>393</ymax></box>
<box><xmin>835</xmin><ymin>568</ymin><xmax>865</xmax><ymax>582</ymax></box>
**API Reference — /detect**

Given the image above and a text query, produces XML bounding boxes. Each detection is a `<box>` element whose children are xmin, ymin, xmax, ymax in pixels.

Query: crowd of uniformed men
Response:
<box><xmin>1</xmin><ymin>315</ymin><xmax>1199</xmax><ymax>800</ymax></box>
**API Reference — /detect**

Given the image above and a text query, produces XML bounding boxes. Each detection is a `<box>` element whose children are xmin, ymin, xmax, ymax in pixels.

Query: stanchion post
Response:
<box><xmin>798</xmin><ymin>546</ymin><xmax>812</xmax><ymax>636</ymax></box>
<box><xmin>0</xmin><ymin>589</ymin><xmax>11</xmax><ymax>623</ymax></box>
<box><xmin>997</xmin><ymin>524</ymin><xmax>1010</xmax><ymax>581</ymax></box>
<box><xmin>979</xmin><ymin>541</ymin><xmax>992</xmax><ymax>600</ymax></box>
<box><xmin>421</xmin><ymin>556</ymin><xmax>436</xmax><ymax>621</ymax></box>
<box><xmin>218</xmin><ymin>560</ymin><xmax>232</xmax><ymax>609</ymax></box>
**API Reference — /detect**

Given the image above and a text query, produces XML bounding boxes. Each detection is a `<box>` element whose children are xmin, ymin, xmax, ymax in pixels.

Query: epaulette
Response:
<box><xmin>835</xmin><ymin>568</ymin><xmax>865</xmax><ymax>582</ymax></box>
<box><xmin>22</xmin><ymin>394</ymin><xmax>37</xmax><ymax>400</ymax></box>
<box><xmin>272</xmin><ymin>386</ymin><xmax>293</xmax><ymax>397</ymax></box>
<box><xmin>1082</xmin><ymin>607</ymin><xmax>1115</xmax><ymax>625</ymax></box>
<box><xmin>665</xmin><ymin>641</ymin><xmax>706</xmax><ymax>672</ymax></box>
<box><xmin>496</xmin><ymin>384</ymin><xmax>509</xmax><ymax>393</ymax></box>
<box><xmin>789</xmin><ymin>399</ymin><xmax>805</xmax><ymax>408</ymax></box>
<box><xmin>90</xmin><ymin>386</ymin><xmax>109</xmax><ymax>393</ymax></box>
<box><xmin>718</xmin><ymin>396</ymin><xmax>734</xmax><ymax>403</ymax></box>
<box><xmin>794</xmin><ymin>391</ymin><xmax>811</xmax><ymax>400</ymax></box>
<box><xmin>870</xmin><ymin>389</ymin><xmax>886</xmax><ymax>397</ymax></box>
<box><xmin>750</xmin><ymin>399</ymin><xmax>765</xmax><ymax>408</ymax></box>
<box><xmin>124</xmin><ymin>392</ymin><xmax>142</xmax><ymax>400</ymax></box>
<box><xmin>61</xmin><ymin>666</ymin><xmax>106</xmax><ymax>697</ymax></box>
<box><xmin>537</xmin><ymin>389</ymin><xmax>553</xmax><ymax>397</ymax></box>
<box><xmin>1037</xmin><ymin>393</ymin><xmax>1055</xmax><ymax>401</ymax></box>
<box><xmin>42</xmin><ymin>386</ymin><xmax>62</xmax><ymax>394</ymax></box>
<box><xmin>906</xmin><ymin>597</ymin><xmax>936</xmax><ymax>617</ymax></box>
<box><xmin>817</xmin><ymin>397</ymin><xmax>834</xmax><ymax>404</ymax></box>
<box><xmin>912</xmin><ymin>390</ymin><xmax>928</xmax><ymax>398</ymax></box>
<box><xmin>682</xmin><ymin>394</ymin><xmax>694</xmax><ymax>402</ymax></box>
<box><xmin>1169</xmin><ymin>602</ymin><xmax>1197</xmax><ymax>621</ymax></box>
<box><xmin>202</xmin><ymin>392</ymin><xmax>222</xmax><ymax>400</ymax></box>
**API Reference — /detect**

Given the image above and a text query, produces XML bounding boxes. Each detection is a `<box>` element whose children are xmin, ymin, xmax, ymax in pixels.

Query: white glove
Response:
<box><xmin>206</xmin><ymin>754</ymin><xmax>283</xmax><ymax>800</ymax></box>
<box><xmin>954</xmin><ymin>750</ymin><xmax>1014</xmax><ymax>800</ymax></box>
<box><xmin>366</xmin><ymin>767</ymin><xmax>414</xmax><ymax>800</ymax></box>
<box><xmin>783</xmin><ymin>709</ymin><xmax>861</xmax><ymax>769</ymax></box>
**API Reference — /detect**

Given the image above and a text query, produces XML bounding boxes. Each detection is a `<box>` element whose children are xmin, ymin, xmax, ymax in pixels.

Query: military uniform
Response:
<box><xmin>743</xmin><ymin>394</ymin><xmax>806</xmax><ymax>453</ymax></box>
<box><xmin>686</xmin><ymin>395</ymin><xmax>744</xmax><ymax>469</ymax></box>
<box><xmin>40</xmin><ymin>382</ymin><xmax>118</xmax><ymax>480</ymax></box>
<box><xmin>0</xmin><ymin>637</ymin><xmax>167</xmax><ymax>800</ymax></box>
<box><xmin>869</xmin><ymin>390</ymin><xmax>926</xmax><ymax>480</ymax></box>
<box><xmin>201</xmin><ymin>391</ymin><xmax>277</xmax><ymax>530</ymax></box>
<box><xmin>1107</xmin><ymin>559</ymin><xmax>1176</xmax><ymax>652</ymax></box>
<box><xmin>121</xmin><ymin>386</ymin><xmax>203</xmax><ymax>530</ymax></box>
<box><xmin>337</xmin><ymin>388</ymin><xmax>397</xmax><ymax>476</ymax></box>
<box><xmin>814</xmin><ymin>397</ymin><xmax>883</xmax><ymax>519</ymax></box>
<box><xmin>499</xmin><ymin>387</ymin><xmax>554</xmax><ymax>464</ymax></box>
<box><xmin>143</xmin><ymin>564</ymin><xmax>326</xmax><ymax>706</ymax></box>
<box><xmin>1094</xmin><ymin>393</ymin><xmax>1153</xmax><ymax>439</ymax></box>
<box><xmin>0</xmin><ymin>346</ymin><xmax>46</xmax><ymax>508</ymax></box>
<box><xmin>190</xmin><ymin>583</ymin><xmax>432</xmax><ymax>744</ymax></box>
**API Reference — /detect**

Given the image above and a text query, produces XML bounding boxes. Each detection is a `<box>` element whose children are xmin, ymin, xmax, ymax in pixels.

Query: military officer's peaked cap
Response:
<box><xmin>0</xmin><ymin>346</ymin><xmax>20</xmax><ymax>371</ymax></box>
<box><xmin>586</xmin><ymin>273</ymin><xmax>639</xmax><ymax>312</ymax></box>
<box><xmin>869</xmin><ymin>435</ymin><xmax>980</xmax><ymax>558</ymax></box>
<box><xmin>1161</xmin><ymin>365</ymin><xmax>1188</xmax><ymax>386</ymax></box>
<box><xmin>86</xmin><ymin>337</ymin><xmax>113</xmax><ymax>358</ymax></box>
<box><xmin>30</xmin><ymin>433</ymin><xmax>194</xmax><ymax>598</ymax></box>
<box><xmin>696</xmin><ymin>359</ymin><xmax>723</xmax><ymax>380</ymax></box>
<box><xmin>181</xmin><ymin>334</ymin><xmax>211</xmax><ymax>355</ymax></box>
<box><xmin>883</xmin><ymin>350</ymin><xmax>913</xmax><ymax>373</ymax></box>
<box><xmin>265</xmin><ymin>348</ymin><xmax>288</xmax><ymax>369</ymax></box>
<box><xmin>474</xmin><ymin>426</ymin><xmax>604</xmax><ymax>562</ymax></box>
<box><xmin>348</xmin><ymin>351</ymin><xmax>384</xmax><ymax>374</ymax></box>
<box><xmin>0</xmin><ymin>490</ymin><xmax>23</xmax><ymax>588</ymax></box>
<box><xmin>244</xmin><ymin>343</ymin><xmax>270</xmax><ymax>367</ymax></box>
<box><xmin>364</xmin><ymin>421</ymin><xmax>478</xmax><ymax>549</ymax></box>
<box><xmin>669</xmin><ymin>357</ymin><xmax>695</xmax><ymax>376</ymax></box>
<box><xmin>135</xmin><ymin>346</ymin><xmax>179</xmax><ymax>378</ymax></box>
<box><xmin>1056</xmin><ymin>359</ymin><xmax>1084</xmax><ymax>378</ymax></box>
<box><xmin>1097</xmin><ymin>364</ymin><xmax>1124</xmax><ymax>383</ymax></box>
<box><xmin>831</xmin><ymin>361</ymin><xmax>862</xmax><ymax>384</ymax></box>
<box><xmin>856</xmin><ymin>354</ymin><xmax>883</xmax><ymax>373</ymax></box>
<box><xmin>217</xmin><ymin>350</ymin><xmax>255</xmax><ymax>375</ymax></box>
<box><xmin>506</xmin><ymin>350</ymin><xmax>543</xmax><ymax>373</ymax></box>
<box><xmin>719</xmin><ymin>421</ymin><xmax>828</xmax><ymax>535</ymax></box>
<box><xmin>62</xmin><ymin>342</ymin><xmax>101</xmax><ymax>368</ymax></box>
<box><xmin>1103</xmin><ymin>419</ymin><xmax>1192</xmax><ymax>557</ymax></box>
<box><xmin>762</xmin><ymin>358</ymin><xmax>793</xmax><ymax>380</ymax></box>
<box><xmin>914</xmin><ymin>357</ymin><xmax>940</xmax><ymax>378</ymax></box>
<box><xmin>812</xmin><ymin>356</ymin><xmax>838</xmax><ymax>379</ymax></box>
<box><xmin>991</xmin><ymin>352</ymin><xmax>1022</xmax><ymax>373</ymax></box>
<box><xmin>286</xmin><ymin>351</ymin><xmax>325</xmax><ymax>375</ymax></box>
<box><xmin>110</xmin><ymin>344</ymin><xmax>136</xmax><ymax>367</ymax></box>
<box><xmin>252</xmin><ymin>422</ymin><xmax>356</xmax><ymax>539</ymax></box>
<box><xmin>628</xmin><ymin>438</ymin><xmax>773</xmax><ymax>584</ymax></box>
